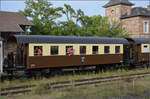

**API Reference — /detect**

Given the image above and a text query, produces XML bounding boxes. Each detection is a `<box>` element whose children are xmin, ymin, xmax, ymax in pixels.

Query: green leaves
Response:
<box><xmin>21</xmin><ymin>1</ymin><xmax>128</xmax><ymax>38</ymax></box>
<box><xmin>20</xmin><ymin>0</ymin><xmax>62</xmax><ymax>35</ymax></box>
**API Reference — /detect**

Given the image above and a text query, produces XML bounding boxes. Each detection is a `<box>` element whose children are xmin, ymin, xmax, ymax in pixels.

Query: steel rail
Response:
<box><xmin>1</xmin><ymin>72</ymin><xmax>150</xmax><ymax>96</ymax></box>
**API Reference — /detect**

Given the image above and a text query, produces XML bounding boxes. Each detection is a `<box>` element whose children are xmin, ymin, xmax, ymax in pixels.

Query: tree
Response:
<box><xmin>20</xmin><ymin>0</ymin><xmax>62</xmax><ymax>35</ymax></box>
<box><xmin>21</xmin><ymin>2</ymin><xmax>128</xmax><ymax>37</ymax></box>
<box><xmin>79</xmin><ymin>15</ymin><xmax>128</xmax><ymax>37</ymax></box>
<box><xmin>61</xmin><ymin>4</ymin><xmax>76</xmax><ymax>21</ymax></box>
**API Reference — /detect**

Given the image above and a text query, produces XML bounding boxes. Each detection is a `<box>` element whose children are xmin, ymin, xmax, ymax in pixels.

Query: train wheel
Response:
<box><xmin>95</xmin><ymin>65</ymin><xmax>102</xmax><ymax>73</ymax></box>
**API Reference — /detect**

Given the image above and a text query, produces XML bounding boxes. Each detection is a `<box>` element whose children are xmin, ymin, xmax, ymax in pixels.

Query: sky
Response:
<box><xmin>0</xmin><ymin>0</ymin><xmax>149</xmax><ymax>21</ymax></box>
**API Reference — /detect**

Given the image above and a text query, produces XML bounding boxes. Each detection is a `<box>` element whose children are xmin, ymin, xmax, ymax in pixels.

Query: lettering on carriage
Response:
<box><xmin>31</xmin><ymin>64</ymin><xmax>36</xmax><ymax>67</ymax></box>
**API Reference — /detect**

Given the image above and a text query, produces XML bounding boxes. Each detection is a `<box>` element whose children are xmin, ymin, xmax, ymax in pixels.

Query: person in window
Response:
<box><xmin>67</xmin><ymin>47</ymin><xmax>73</xmax><ymax>56</ymax></box>
<box><xmin>36</xmin><ymin>47</ymin><xmax>42</xmax><ymax>56</ymax></box>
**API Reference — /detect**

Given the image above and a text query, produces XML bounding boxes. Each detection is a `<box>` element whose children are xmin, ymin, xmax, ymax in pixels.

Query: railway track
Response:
<box><xmin>1</xmin><ymin>72</ymin><xmax>150</xmax><ymax>96</ymax></box>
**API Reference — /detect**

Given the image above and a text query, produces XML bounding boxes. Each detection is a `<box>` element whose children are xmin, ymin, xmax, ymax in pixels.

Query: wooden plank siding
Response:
<box><xmin>27</xmin><ymin>54</ymin><xmax>123</xmax><ymax>69</ymax></box>
<box><xmin>138</xmin><ymin>44</ymin><xmax>150</xmax><ymax>62</ymax></box>
<box><xmin>26</xmin><ymin>43</ymin><xmax>124</xmax><ymax>69</ymax></box>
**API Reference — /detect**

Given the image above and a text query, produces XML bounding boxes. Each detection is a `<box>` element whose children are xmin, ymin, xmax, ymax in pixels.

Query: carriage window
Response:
<box><xmin>143</xmin><ymin>45</ymin><xmax>149</xmax><ymax>52</ymax></box>
<box><xmin>51</xmin><ymin>46</ymin><xmax>59</xmax><ymax>55</ymax></box>
<box><xmin>115</xmin><ymin>46</ymin><xmax>120</xmax><ymax>53</ymax></box>
<box><xmin>104</xmin><ymin>46</ymin><xmax>110</xmax><ymax>54</ymax></box>
<box><xmin>34</xmin><ymin>46</ymin><xmax>42</xmax><ymax>56</ymax></box>
<box><xmin>66</xmin><ymin>46</ymin><xmax>73</xmax><ymax>55</ymax></box>
<box><xmin>80</xmin><ymin>46</ymin><xmax>86</xmax><ymax>55</ymax></box>
<box><xmin>92</xmin><ymin>46</ymin><xmax>98</xmax><ymax>54</ymax></box>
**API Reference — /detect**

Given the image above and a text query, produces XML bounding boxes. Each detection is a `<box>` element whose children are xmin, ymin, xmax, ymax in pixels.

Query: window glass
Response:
<box><xmin>80</xmin><ymin>46</ymin><xmax>86</xmax><ymax>55</ymax></box>
<box><xmin>144</xmin><ymin>22</ymin><xmax>149</xmax><ymax>33</ymax></box>
<box><xmin>34</xmin><ymin>46</ymin><xmax>42</xmax><ymax>56</ymax></box>
<box><xmin>115</xmin><ymin>46</ymin><xmax>120</xmax><ymax>53</ymax></box>
<box><xmin>66</xmin><ymin>46</ymin><xmax>73</xmax><ymax>55</ymax></box>
<box><xmin>92</xmin><ymin>46</ymin><xmax>98</xmax><ymax>54</ymax></box>
<box><xmin>51</xmin><ymin>46</ymin><xmax>58</xmax><ymax>55</ymax></box>
<box><xmin>143</xmin><ymin>45</ymin><xmax>149</xmax><ymax>52</ymax></box>
<box><xmin>104</xmin><ymin>46</ymin><xmax>110</xmax><ymax>54</ymax></box>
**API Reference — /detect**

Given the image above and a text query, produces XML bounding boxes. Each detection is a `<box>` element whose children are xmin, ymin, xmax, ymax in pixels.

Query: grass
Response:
<box><xmin>0</xmin><ymin>96</ymin><xmax>5</xmax><ymax>99</ymax></box>
<box><xmin>3</xmin><ymin>76</ymin><xmax>150</xmax><ymax>99</ymax></box>
<box><xmin>1</xmin><ymin>67</ymin><xmax>150</xmax><ymax>88</ymax></box>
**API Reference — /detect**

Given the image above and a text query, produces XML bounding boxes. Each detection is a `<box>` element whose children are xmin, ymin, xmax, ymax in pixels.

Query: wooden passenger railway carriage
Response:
<box><xmin>3</xmin><ymin>35</ymin><xmax>150</xmax><ymax>77</ymax></box>
<box><xmin>126</xmin><ymin>38</ymin><xmax>150</xmax><ymax>65</ymax></box>
<box><xmin>5</xmin><ymin>35</ymin><xmax>128</xmax><ymax>76</ymax></box>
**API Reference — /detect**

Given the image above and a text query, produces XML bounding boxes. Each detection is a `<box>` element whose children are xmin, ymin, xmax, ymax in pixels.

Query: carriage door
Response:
<box><xmin>0</xmin><ymin>41</ymin><xmax>3</xmax><ymax>73</ymax></box>
<box><xmin>129</xmin><ymin>45</ymin><xmax>133</xmax><ymax>59</ymax></box>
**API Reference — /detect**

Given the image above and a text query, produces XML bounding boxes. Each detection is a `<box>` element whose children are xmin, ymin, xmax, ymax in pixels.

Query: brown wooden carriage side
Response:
<box><xmin>7</xmin><ymin>35</ymin><xmax>129</xmax><ymax>70</ymax></box>
<box><xmin>27</xmin><ymin>54</ymin><xmax>123</xmax><ymax>69</ymax></box>
<box><xmin>125</xmin><ymin>38</ymin><xmax>150</xmax><ymax>64</ymax></box>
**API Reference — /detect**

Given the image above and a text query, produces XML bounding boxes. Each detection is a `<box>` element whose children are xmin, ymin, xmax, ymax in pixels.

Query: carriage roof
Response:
<box><xmin>11</xmin><ymin>35</ymin><xmax>129</xmax><ymax>44</ymax></box>
<box><xmin>127</xmin><ymin>38</ymin><xmax>150</xmax><ymax>44</ymax></box>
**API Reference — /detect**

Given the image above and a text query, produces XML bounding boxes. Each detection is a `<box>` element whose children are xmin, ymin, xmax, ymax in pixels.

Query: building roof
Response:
<box><xmin>121</xmin><ymin>7</ymin><xmax>150</xmax><ymax>19</ymax></box>
<box><xmin>11</xmin><ymin>35</ymin><xmax>129</xmax><ymax>44</ymax></box>
<box><xmin>103</xmin><ymin>0</ymin><xmax>134</xmax><ymax>8</ymax></box>
<box><xmin>127</xmin><ymin>38</ymin><xmax>150</xmax><ymax>44</ymax></box>
<box><xmin>0</xmin><ymin>11</ymin><xmax>33</xmax><ymax>32</ymax></box>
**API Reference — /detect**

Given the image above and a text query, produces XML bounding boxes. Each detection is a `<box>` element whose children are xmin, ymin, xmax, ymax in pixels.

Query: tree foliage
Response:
<box><xmin>20</xmin><ymin>0</ymin><xmax>62</xmax><ymax>35</ymax></box>
<box><xmin>20</xmin><ymin>0</ymin><xmax>129</xmax><ymax>38</ymax></box>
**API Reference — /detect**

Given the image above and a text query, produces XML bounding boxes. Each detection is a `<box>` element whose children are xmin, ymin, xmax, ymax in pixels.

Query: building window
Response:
<box><xmin>144</xmin><ymin>21</ymin><xmax>149</xmax><ymax>33</ymax></box>
<box><xmin>80</xmin><ymin>46</ymin><xmax>86</xmax><ymax>55</ymax></box>
<box><xmin>66</xmin><ymin>46</ymin><xmax>73</xmax><ymax>55</ymax></box>
<box><xmin>51</xmin><ymin>46</ymin><xmax>59</xmax><ymax>55</ymax></box>
<box><xmin>34</xmin><ymin>46</ymin><xmax>42</xmax><ymax>56</ymax></box>
<box><xmin>92</xmin><ymin>46</ymin><xmax>98</xmax><ymax>54</ymax></box>
<box><xmin>143</xmin><ymin>45</ymin><xmax>149</xmax><ymax>52</ymax></box>
<box><xmin>115</xmin><ymin>46</ymin><xmax>120</xmax><ymax>54</ymax></box>
<box><xmin>104</xmin><ymin>46</ymin><xmax>110</xmax><ymax>54</ymax></box>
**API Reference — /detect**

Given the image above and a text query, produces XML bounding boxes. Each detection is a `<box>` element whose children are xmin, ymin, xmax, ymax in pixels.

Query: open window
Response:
<box><xmin>80</xmin><ymin>46</ymin><xmax>86</xmax><ymax>55</ymax></box>
<box><xmin>34</xmin><ymin>46</ymin><xmax>42</xmax><ymax>56</ymax></box>
<box><xmin>115</xmin><ymin>46</ymin><xmax>120</xmax><ymax>54</ymax></box>
<box><xmin>66</xmin><ymin>46</ymin><xmax>73</xmax><ymax>55</ymax></box>
<box><xmin>143</xmin><ymin>45</ymin><xmax>149</xmax><ymax>52</ymax></box>
<box><xmin>104</xmin><ymin>46</ymin><xmax>110</xmax><ymax>54</ymax></box>
<box><xmin>51</xmin><ymin>46</ymin><xmax>59</xmax><ymax>55</ymax></box>
<box><xmin>92</xmin><ymin>46</ymin><xmax>98</xmax><ymax>54</ymax></box>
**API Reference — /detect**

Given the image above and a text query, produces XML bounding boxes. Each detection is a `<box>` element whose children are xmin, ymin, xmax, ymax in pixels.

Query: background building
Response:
<box><xmin>104</xmin><ymin>0</ymin><xmax>150</xmax><ymax>38</ymax></box>
<box><xmin>0</xmin><ymin>11</ymin><xmax>32</xmax><ymax>56</ymax></box>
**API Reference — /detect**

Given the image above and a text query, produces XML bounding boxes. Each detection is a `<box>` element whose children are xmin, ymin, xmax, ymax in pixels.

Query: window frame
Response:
<box><xmin>143</xmin><ymin>45</ymin><xmax>149</xmax><ymax>53</ymax></box>
<box><xmin>34</xmin><ymin>46</ymin><xmax>43</xmax><ymax>56</ymax></box>
<box><xmin>92</xmin><ymin>46</ymin><xmax>99</xmax><ymax>54</ymax></box>
<box><xmin>80</xmin><ymin>46</ymin><xmax>86</xmax><ymax>55</ymax></box>
<box><xmin>66</xmin><ymin>46</ymin><xmax>74</xmax><ymax>55</ymax></box>
<box><xmin>104</xmin><ymin>46</ymin><xmax>110</xmax><ymax>54</ymax></box>
<box><xmin>115</xmin><ymin>46</ymin><xmax>120</xmax><ymax>54</ymax></box>
<box><xmin>51</xmin><ymin>46</ymin><xmax>59</xmax><ymax>56</ymax></box>
<box><xmin>143</xmin><ymin>21</ymin><xmax>149</xmax><ymax>34</ymax></box>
